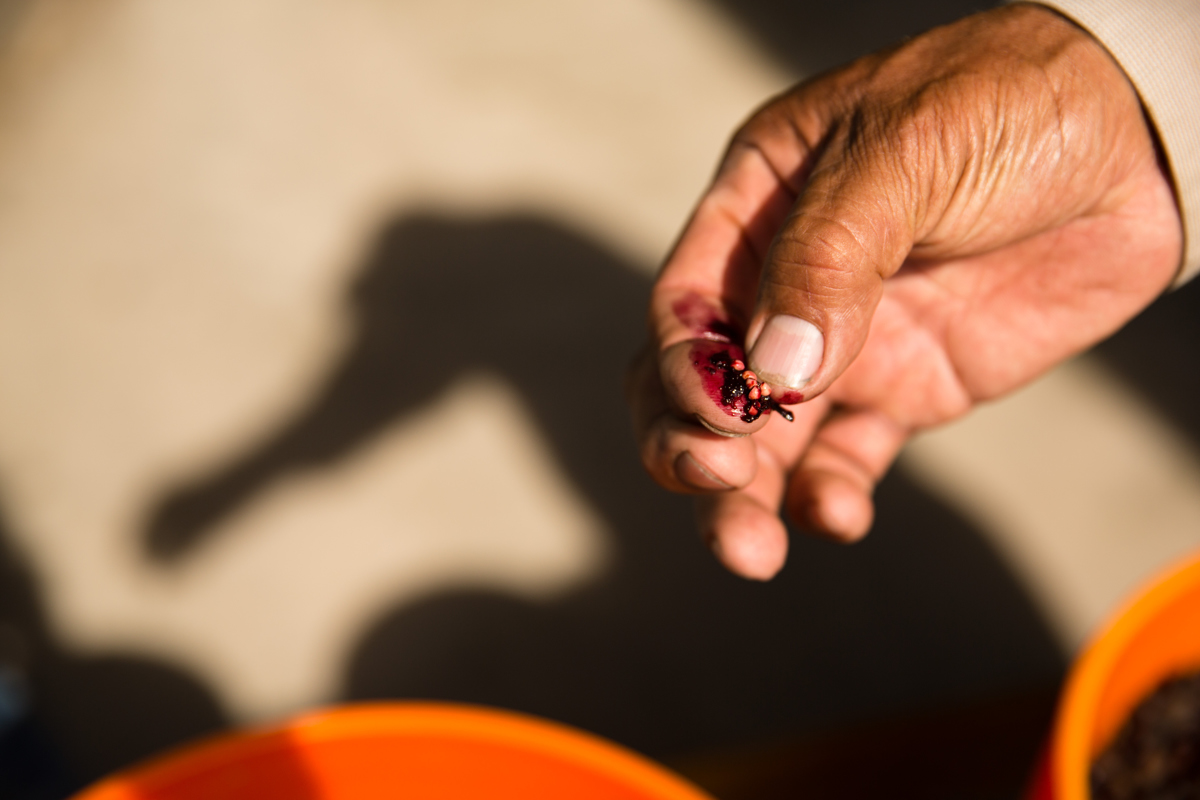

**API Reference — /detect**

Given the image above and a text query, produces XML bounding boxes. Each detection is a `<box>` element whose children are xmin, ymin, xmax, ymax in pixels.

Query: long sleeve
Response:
<box><xmin>1018</xmin><ymin>0</ymin><xmax>1200</xmax><ymax>287</ymax></box>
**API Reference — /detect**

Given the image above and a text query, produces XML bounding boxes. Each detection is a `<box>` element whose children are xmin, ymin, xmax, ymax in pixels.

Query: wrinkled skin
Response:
<box><xmin>629</xmin><ymin>3</ymin><xmax>1182</xmax><ymax>579</ymax></box>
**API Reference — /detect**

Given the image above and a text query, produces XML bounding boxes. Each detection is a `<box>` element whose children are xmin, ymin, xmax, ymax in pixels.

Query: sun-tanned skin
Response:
<box><xmin>628</xmin><ymin>4</ymin><xmax>1183</xmax><ymax>580</ymax></box>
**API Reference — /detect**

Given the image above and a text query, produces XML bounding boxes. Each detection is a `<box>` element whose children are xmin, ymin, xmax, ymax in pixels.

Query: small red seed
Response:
<box><xmin>760</xmin><ymin>383</ymin><xmax>772</xmax><ymax>397</ymax></box>
<box><xmin>748</xmin><ymin>387</ymin><xmax>760</xmax><ymax>400</ymax></box>
<box><xmin>731</xmin><ymin>359</ymin><xmax>745</xmax><ymax>372</ymax></box>
<box><xmin>746</xmin><ymin>406</ymin><xmax>760</xmax><ymax>418</ymax></box>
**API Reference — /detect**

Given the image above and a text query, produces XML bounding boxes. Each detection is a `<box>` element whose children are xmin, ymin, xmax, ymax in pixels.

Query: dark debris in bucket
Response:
<box><xmin>1090</xmin><ymin>668</ymin><xmax>1200</xmax><ymax>800</ymax></box>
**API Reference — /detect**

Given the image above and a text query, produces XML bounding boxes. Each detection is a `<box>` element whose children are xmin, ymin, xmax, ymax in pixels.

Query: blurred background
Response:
<box><xmin>0</xmin><ymin>0</ymin><xmax>1197</xmax><ymax>797</ymax></box>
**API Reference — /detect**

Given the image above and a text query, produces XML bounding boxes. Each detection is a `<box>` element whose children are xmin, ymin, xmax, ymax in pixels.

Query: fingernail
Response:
<box><xmin>748</xmin><ymin>315</ymin><xmax>823</xmax><ymax>389</ymax></box>
<box><xmin>675</xmin><ymin>451</ymin><xmax>733</xmax><ymax>490</ymax></box>
<box><xmin>695</xmin><ymin>416</ymin><xmax>749</xmax><ymax>438</ymax></box>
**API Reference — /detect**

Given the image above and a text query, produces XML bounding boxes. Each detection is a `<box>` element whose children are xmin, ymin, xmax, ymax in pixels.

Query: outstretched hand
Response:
<box><xmin>629</xmin><ymin>4</ymin><xmax>1182</xmax><ymax>579</ymax></box>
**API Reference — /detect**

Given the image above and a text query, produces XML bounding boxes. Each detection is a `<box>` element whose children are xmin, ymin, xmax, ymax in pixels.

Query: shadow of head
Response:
<box><xmin>144</xmin><ymin>213</ymin><xmax>652</xmax><ymax>561</ymax></box>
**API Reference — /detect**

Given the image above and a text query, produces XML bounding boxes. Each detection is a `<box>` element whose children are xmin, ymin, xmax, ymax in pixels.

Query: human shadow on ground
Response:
<box><xmin>0</xmin><ymin>503</ymin><xmax>227</xmax><ymax>798</ymax></box>
<box><xmin>141</xmin><ymin>214</ymin><xmax>1064</xmax><ymax>783</ymax></box>
<box><xmin>708</xmin><ymin>0</ymin><xmax>1000</xmax><ymax>77</ymax></box>
<box><xmin>1093</xmin><ymin>277</ymin><xmax>1200</xmax><ymax>448</ymax></box>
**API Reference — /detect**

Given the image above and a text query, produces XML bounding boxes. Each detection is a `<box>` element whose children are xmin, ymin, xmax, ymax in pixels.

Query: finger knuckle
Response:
<box><xmin>776</xmin><ymin>215</ymin><xmax>872</xmax><ymax>288</ymax></box>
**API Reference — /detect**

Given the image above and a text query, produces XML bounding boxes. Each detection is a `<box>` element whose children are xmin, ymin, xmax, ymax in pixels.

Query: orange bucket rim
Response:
<box><xmin>1051</xmin><ymin>550</ymin><xmax>1200</xmax><ymax>800</ymax></box>
<box><xmin>73</xmin><ymin>701</ymin><xmax>717</xmax><ymax>800</ymax></box>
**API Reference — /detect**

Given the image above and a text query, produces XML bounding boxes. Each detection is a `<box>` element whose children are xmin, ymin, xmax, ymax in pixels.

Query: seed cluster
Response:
<box><xmin>708</xmin><ymin>351</ymin><xmax>794</xmax><ymax>424</ymax></box>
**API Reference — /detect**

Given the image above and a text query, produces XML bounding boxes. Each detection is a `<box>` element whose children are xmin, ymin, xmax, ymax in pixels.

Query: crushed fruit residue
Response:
<box><xmin>701</xmin><ymin>350</ymin><xmax>794</xmax><ymax>424</ymax></box>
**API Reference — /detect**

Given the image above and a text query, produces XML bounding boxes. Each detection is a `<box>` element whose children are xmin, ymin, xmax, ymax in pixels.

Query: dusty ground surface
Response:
<box><xmin>0</xmin><ymin>0</ymin><xmax>1197</xmax><ymax>793</ymax></box>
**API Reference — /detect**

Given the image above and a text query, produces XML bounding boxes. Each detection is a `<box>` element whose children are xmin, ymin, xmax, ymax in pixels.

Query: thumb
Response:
<box><xmin>745</xmin><ymin>143</ymin><xmax>918</xmax><ymax>402</ymax></box>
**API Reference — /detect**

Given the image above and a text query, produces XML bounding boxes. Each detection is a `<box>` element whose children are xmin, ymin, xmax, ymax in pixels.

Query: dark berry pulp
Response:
<box><xmin>694</xmin><ymin>346</ymin><xmax>794</xmax><ymax>424</ymax></box>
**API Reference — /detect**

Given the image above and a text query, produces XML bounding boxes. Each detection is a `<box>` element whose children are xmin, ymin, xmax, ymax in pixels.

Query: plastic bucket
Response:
<box><xmin>70</xmin><ymin>702</ymin><xmax>716</xmax><ymax>800</ymax></box>
<box><xmin>1028</xmin><ymin>551</ymin><xmax>1200</xmax><ymax>800</ymax></box>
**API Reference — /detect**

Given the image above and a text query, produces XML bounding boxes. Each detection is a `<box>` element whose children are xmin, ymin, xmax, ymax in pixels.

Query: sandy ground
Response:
<box><xmin>0</xmin><ymin>0</ymin><xmax>1197</xmax><ymax>787</ymax></box>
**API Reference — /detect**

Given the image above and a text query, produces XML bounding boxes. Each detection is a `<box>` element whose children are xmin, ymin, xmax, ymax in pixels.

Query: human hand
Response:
<box><xmin>629</xmin><ymin>3</ymin><xmax>1182</xmax><ymax>579</ymax></box>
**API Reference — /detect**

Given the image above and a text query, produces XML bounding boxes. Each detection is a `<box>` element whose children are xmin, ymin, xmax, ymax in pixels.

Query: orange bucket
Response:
<box><xmin>1029</xmin><ymin>550</ymin><xmax>1200</xmax><ymax>800</ymax></box>
<box><xmin>70</xmin><ymin>702</ymin><xmax>715</xmax><ymax>800</ymax></box>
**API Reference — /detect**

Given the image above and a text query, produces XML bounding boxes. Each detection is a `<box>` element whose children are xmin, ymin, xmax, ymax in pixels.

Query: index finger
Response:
<box><xmin>651</xmin><ymin>134</ymin><xmax>812</xmax><ymax>437</ymax></box>
<box><xmin>653</xmin><ymin>140</ymin><xmax>798</xmax><ymax>349</ymax></box>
